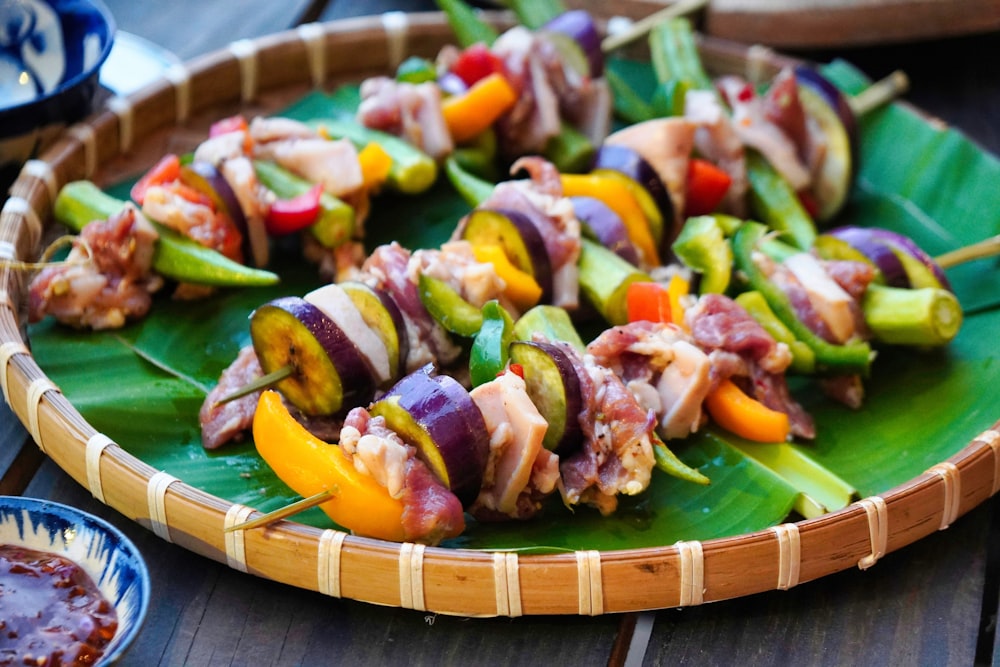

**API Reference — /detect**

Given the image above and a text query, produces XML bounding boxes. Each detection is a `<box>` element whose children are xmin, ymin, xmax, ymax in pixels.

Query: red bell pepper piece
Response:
<box><xmin>131</xmin><ymin>153</ymin><xmax>181</xmax><ymax>205</ymax></box>
<box><xmin>450</xmin><ymin>43</ymin><xmax>506</xmax><ymax>87</ymax></box>
<box><xmin>684</xmin><ymin>158</ymin><xmax>733</xmax><ymax>217</ymax></box>
<box><xmin>265</xmin><ymin>184</ymin><xmax>323</xmax><ymax>235</ymax></box>
<box><xmin>626</xmin><ymin>281</ymin><xmax>672</xmax><ymax>324</ymax></box>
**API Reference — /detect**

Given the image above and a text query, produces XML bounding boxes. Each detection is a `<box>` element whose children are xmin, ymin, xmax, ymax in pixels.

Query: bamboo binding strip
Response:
<box><xmin>2</xmin><ymin>11</ymin><xmax>999</xmax><ymax>617</ymax></box>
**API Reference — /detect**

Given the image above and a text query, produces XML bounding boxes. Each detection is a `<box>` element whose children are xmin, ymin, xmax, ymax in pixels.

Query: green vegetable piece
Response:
<box><xmin>444</xmin><ymin>156</ymin><xmax>494</xmax><ymax>208</ymax></box>
<box><xmin>745</xmin><ymin>150</ymin><xmax>817</xmax><ymax>250</ymax></box>
<box><xmin>435</xmin><ymin>0</ymin><xmax>499</xmax><ymax>47</ymax></box>
<box><xmin>732</xmin><ymin>222</ymin><xmax>872</xmax><ymax>375</ymax></box>
<box><xmin>508</xmin><ymin>340</ymin><xmax>574</xmax><ymax>452</ymax></box>
<box><xmin>605</xmin><ymin>67</ymin><xmax>656</xmax><ymax>125</ymax></box>
<box><xmin>310</xmin><ymin>118</ymin><xmax>437</xmax><ymax>194</ymax></box>
<box><xmin>544</xmin><ymin>122</ymin><xmax>595</xmax><ymax>174</ymax></box>
<box><xmin>649</xmin><ymin>18</ymin><xmax>714</xmax><ymax>93</ymax></box>
<box><xmin>396</xmin><ymin>56</ymin><xmax>437</xmax><ymax>84</ymax></box>
<box><xmin>470</xmin><ymin>300</ymin><xmax>515</xmax><ymax>387</ymax></box>
<box><xmin>578</xmin><ymin>237</ymin><xmax>653</xmax><ymax>326</ymax></box>
<box><xmin>501</xmin><ymin>0</ymin><xmax>566</xmax><ymax>29</ymax></box>
<box><xmin>653</xmin><ymin>435</ymin><xmax>710</xmax><ymax>485</ymax></box>
<box><xmin>651</xmin><ymin>78</ymin><xmax>689</xmax><ymax>117</ymax></box>
<box><xmin>452</xmin><ymin>128</ymin><xmax>500</xmax><ymax>183</ymax></box>
<box><xmin>54</xmin><ymin>181</ymin><xmax>279</xmax><ymax>287</ymax></box>
<box><xmin>513</xmin><ymin>304</ymin><xmax>585</xmax><ymax>353</ymax></box>
<box><xmin>671</xmin><ymin>215</ymin><xmax>732</xmax><ymax>294</ymax></box>
<box><xmin>735</xmin><ymin>291</ymin><xmax>816</xmax><ymax>374</ymax></box>
<box><xmin>417</xmin><ymin>273</ymin><xmax>483</xmax><ymax>337</ymax></box>
<box><xmin>862</xmin><ymin>284</ymin><xmax>962</xmax><ymax>347</ymax></box>
<box><xmin>252</xmin><ymin>160</ymin><xmax>354</xmax><ymax>248</ymax></box>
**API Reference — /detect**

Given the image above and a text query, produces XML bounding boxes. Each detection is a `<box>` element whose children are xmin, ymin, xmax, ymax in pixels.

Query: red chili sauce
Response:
<box><xmin>0</xmin><ymin>544</ymin><xmax>118</xmax><ymax>666</ymax></box>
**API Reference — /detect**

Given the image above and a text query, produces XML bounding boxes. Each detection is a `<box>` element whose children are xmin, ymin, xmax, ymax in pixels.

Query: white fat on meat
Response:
<box><xmin>656</xmin><ymin>341</ymin><xmax>712</xmax><ymax>440</ymax></box>
<box><xmin>492</xmin><ymin>26</ymin><xmax>562</xmax><ymax>155</ymax></box>
<box><xmin>304</xmin><ymin>283</ymin><xmax>392</xmax><ymax>384</ymax></box>
<box><xmin>248</xmin><ymin>116</ymin><xmax>317</xmax><ymax>142</ymax></box>
<box><xmin>193</xmin><ymin>131</ymin><xmax>249</xmax><ymax>164</ymax></box>
<box><xmin>339</xmin><ymin>422</ymin><xmax>409</xmax><ymax>499</ymax></box>
<box><xmin>605</xmin><ymin>117</ymin><xmax>696</xmax><ymax>231</ymax></box>
<box><xmin>220</xmin><ymin>156</ymin><xmax>272</xmax><ymax>267</ymax></box>
<box><xmin>782</xmin><ymin>252</ymin><xmax>856</xmax><ymax>343</ymax></box>
<box><xmin>469</xmin><ymin>370</ymin><xmax>551</xmax><ymax>515</ymax></box>
<box><xmin>357</xmin><ymin>77</ymin><xmax>454</xmax><ymax>160</ymax></box>
<box><xmin>254</xmin><ymin>137</ymin><xmax>363</xmax><ymax>199</ymax></box>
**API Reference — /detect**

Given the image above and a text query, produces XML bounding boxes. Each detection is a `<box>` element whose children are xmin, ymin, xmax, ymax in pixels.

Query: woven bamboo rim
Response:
<box><xmin>3</xmin><ymin>11</ymin><xmax>999</xmax><ymax>617</ymax></box>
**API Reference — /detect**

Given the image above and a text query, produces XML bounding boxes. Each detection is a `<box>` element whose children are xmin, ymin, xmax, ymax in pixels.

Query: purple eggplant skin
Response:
<box><xmin>870</xmin><ymin>227</ymin><xmax>952</xmax><ymax>291</ymax></box>
<box><xmin>827</xmin><ymin>226</ymin><xmax>909</xmax><ymax>287</ymax></box>
<box><xmin>377</xmin><ymin>366</ymin><xmax>490</xmax><ymax>506</ymax></box>
<box><xmin>459</xmin><ymin>207</ymin><xmax>554</xmax><ymax>303</ymax></box>
<box><xmin>794</xmin><ymin>66</ymin><xmax>859</xmax><ymax>223</ymax></box>
<box><xmin>829</xmin><ymin>225</ymin><xmax>952</xmax><ymax>291</ymax></box>
<box><xmin>249</xmin><ymin>296</ymin><xmax>376</xmax><ymax>417</ymax></box>
<box><xmin>591</xmin><ymin>144</ymin><xmax>676</xmax><ymax>238</ymax></box>
<box><xmin>571</xmin><ymin>196</ymin><xmax>641</xmax><ymax>266</ymax></box>
<box><xmin>542</xmin><ymin>9</ymin><xmax>603</xmax><ymax>78</ymax></box>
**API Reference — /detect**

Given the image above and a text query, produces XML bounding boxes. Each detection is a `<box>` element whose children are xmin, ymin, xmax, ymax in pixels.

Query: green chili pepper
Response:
<box><xmin>671</xmin><ymin>215</ymin><xmax>733</xmax><ymax>294</ymax></box>
<box><xmin>417</xmin><ymin>273</ymin><xmax>483</xmax><ymax>337</ymax></box>
<box><xmin>444</xmin><ymin>155</ymin><xmax>494</xmax><ymax>208</ymax></box>
<box><xmin>651</xmin><ymin>78</ymin><xmax>690</xmax><ymax>117</ymax></box>
<box><xmin>54</xmin><ymin>181</ymin><xmax>279</xmax><ymax>287</ymax></box>
<box><xmin>435</xmin><ymin>0</ymin><xmax>499</xmax><ymax>47</ymax></box>
<box><xmin>735</xmin><ymin>291</ymin><xmax>816</xmax><ymax>374</ymax></box>
<box><xmin>252</xmin><ymin>160</ymin><xmax>354</xmax><ymax>248</ymax></box>
<box><xmin>732</xmin><ymin>221</ymin><xmax>872</xmax><ymax>375</ymax></box>
<box><xmin>653</xmin><ymin>434</ymin><xmax>710</xmax><ymax>485</ymax></box>
<box><xmin>746</xmin><ymin>151</ymin><xmax>817</xmax><ymax>250</ymax></box>
<box><xmin>470</xmin><ymin>300</ymin><xmax>515</xmax><ymax>386</ymax></box>
<box><xmin>452</xmin><ymin>127</ymin><xmax>500</xmax><ymax>183</ymax></box>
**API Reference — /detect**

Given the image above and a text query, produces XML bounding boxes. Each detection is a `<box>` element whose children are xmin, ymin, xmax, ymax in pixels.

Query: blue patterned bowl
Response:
<box><xmin>0</xmin><ymin>0</ymin><xmax>115</xmax><ymax>169</ymax></box>
<box><xmin>0</xmin><ymin>495</ymin><xmax>150</xmax><ymax>665</ymax></box>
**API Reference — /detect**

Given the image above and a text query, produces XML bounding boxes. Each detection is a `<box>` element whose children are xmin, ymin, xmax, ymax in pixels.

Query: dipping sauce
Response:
<box><xmin>0</xmin><ymin>544</ymin><xmax>118</xmax><ymax>666</ymax></box>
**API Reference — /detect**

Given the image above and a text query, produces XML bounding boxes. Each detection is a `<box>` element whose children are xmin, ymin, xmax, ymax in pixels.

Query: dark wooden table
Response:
<box><xmin>3</xmin><ymin>1</ymin><xmax>999</xmax><ymax>665</ymax></box>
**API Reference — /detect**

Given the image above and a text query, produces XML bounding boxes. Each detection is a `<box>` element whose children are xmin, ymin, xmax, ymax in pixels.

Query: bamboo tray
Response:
<box><xmin>3</xmin><ymin>11</ymin><xmax>1000</xmax><ymax>617</ymax></box>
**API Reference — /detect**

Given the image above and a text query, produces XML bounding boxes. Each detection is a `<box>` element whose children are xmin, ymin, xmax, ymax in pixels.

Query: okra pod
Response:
<box><xmin>746</xmin><ymin>150</ymin><xmax>817</xmax><ymax>250</ymax></box>
<box><xmin>649</xmin><ymin>18</ymin><xmax>714</xmax><ymax>94</ymax></box>
<box><xmin>732</xmin><ymin>222</ymin><xmax>872</xmax><ymax>375</ymax></box>
<box><xmin>252</xmin><ymin>160</ymin><xmax>355</xmax><ymax>248</ymax></box>
<box><xmin>436</xmin><ymin>0</ymin><xmax>499</xmax><ymax>47</ymax></box>
<box><xmin>54</xmin><ymin>181</ymin><xmax>280</xmax><ymax>287</ymax></box>
<box><xmin>862</xmin><ymin>283</ymin><xmax>962</xmax><ymax>347</ymax></box>
<box><xmin>578</xmin><ymin>237</ymin><xmax>653</xmax><ymax>326</ymax></box>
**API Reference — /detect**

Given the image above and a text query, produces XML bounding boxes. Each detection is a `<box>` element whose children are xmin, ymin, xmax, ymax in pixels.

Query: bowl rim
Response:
<box><xmin>0</xmin><ymin>0</ymin><xmax>118</xmax><ymax>116</ymax></box>
<box><xmin>0</xmin><ymin>494</ymin><xmax>151</xmax><ymax>663</ymax></box>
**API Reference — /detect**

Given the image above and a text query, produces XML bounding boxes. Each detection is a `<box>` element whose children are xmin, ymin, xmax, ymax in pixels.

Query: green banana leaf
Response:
<box><xmin>27</xmin><ymin>58</ymin><xmax>1000</xmax><ymax>553</ymax></box>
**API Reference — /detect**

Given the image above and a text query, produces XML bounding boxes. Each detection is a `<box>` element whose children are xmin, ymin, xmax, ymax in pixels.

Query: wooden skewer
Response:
<box><xmin>849</xmin><ymin>69</ymin><xmax>909</xmax><ymax>117</ymax></box>
<box><xmin>600</xmin><ymin>0</ymin><xmax>709</xmax><ymax>54</ymax></box>
<box><xmin>935</xmin><ymin>234</ymin><xmax>1000</xmax><ymax>270</ymax></box>
<box><xmin>212</xmin><ymin>363</ymin><xmax>294</xmax><ymax>407</ymax></box>
<box><xmin>224</xmin><ymin>489</ymin><xmax>334</xmax><ymax>533</ymax></box>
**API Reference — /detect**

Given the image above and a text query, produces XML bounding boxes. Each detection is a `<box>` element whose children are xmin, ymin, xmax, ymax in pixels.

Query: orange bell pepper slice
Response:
<box><xmin>253</xmin><ymin>390</ymin><xmax>406</xmax><ymax>541</ymax></box>
<box><xmin>560</xmin><ymin>173</ymin><xmax>661</xmax><ymax>267</ymax></box>
<box><xmin>665</xmin><ymin>274</ymin><xmax>689</xmax><ymax>328</ymax></box>
<box><xmin>442</xmin><ymin>72</ymin><xmax>518</xmax><ymax>144</ymax></box>
<box><xmin>704</xmin><ymin>378</ymin><xmax>791</xmax><ymax>443</ymax></box>
<box><xmin>358</xmin><ymin>141</ymin><xmax>393</xmax><ymax>190</ymax></box>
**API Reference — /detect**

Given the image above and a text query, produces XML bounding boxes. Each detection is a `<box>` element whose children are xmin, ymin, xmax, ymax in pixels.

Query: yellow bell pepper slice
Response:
<box><xmin>560</xmin><ymin>173</ymin><xmax>661</xmax><ymax>267</ymax></box>
<box><xmin>471</xmin><ymin>243</ymin><xmax>543</xmax><ymax>311</ymax></box>
<box><xmin>358</xmin><ymin>141</ymin><xmax>393</xmax><ymax>190</ymax></box>
<box><xmin>253</xmin><ymin>390</ymin><xmax>406</xmax><ymax>541</ymax></box>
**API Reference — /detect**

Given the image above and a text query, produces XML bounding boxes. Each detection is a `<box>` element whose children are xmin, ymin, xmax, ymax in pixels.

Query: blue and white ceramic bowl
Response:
<box><xmin>0</xmin><ymin>0</ymin><xmax>115</xmax><ymax>169</ymax></box>
<box><xmin>0</xmin><ymin>495</ymin><xmax>150</xmax><ymax>665</ymax></box>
